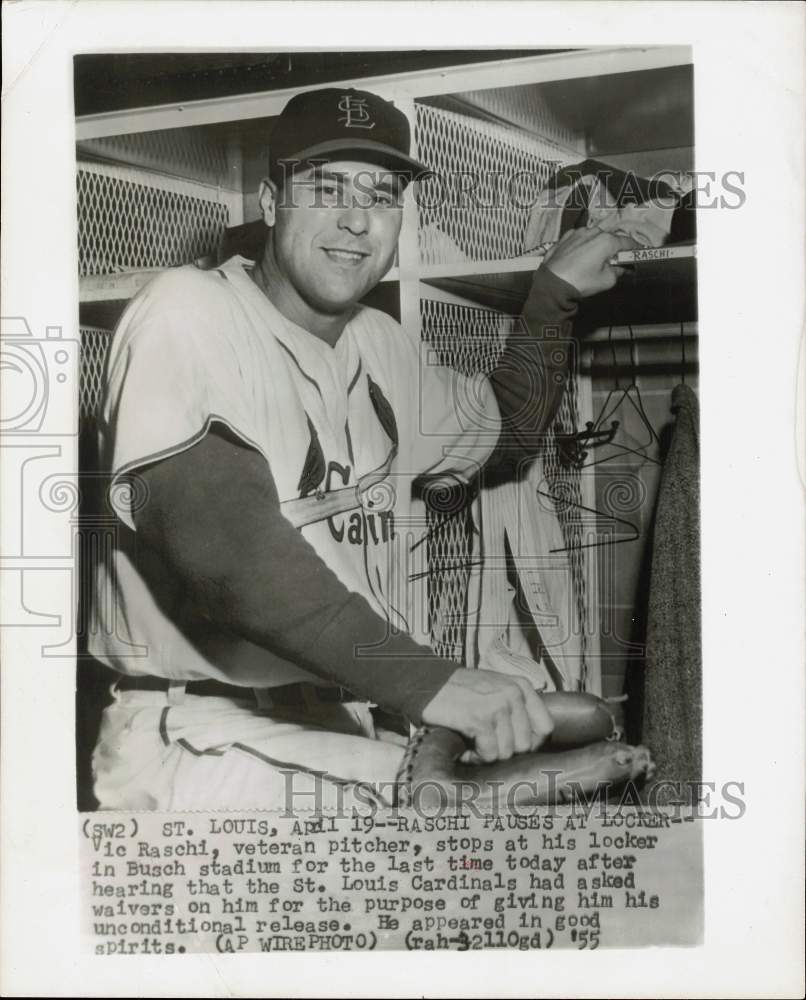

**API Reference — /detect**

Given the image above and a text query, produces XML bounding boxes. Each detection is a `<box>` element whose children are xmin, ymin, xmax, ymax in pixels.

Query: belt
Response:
<box><xmin>114</xmin><ymin>675</ymin><xmax>354</xmax><ymax>706</ymax></box>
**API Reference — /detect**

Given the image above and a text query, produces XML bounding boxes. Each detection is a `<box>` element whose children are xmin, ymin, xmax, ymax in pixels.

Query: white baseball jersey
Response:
<box><xmin>90</xmin><ymin>255</ymin><xmax>502</xmax><ymax>688</ymax></box>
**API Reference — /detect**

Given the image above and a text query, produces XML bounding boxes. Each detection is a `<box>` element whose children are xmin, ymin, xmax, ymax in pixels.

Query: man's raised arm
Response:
<box><xmin>485</xmin><ymin>229</ymin><xmax>635</xmax><ymax>475</ymax></box>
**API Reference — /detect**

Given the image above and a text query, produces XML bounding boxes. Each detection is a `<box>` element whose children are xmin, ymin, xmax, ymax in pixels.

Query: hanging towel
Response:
<box><xmin>523</xmin><ymin>159</ymin><xmax>697</xmax><ymax>253</ymax></box>
<box><xmin>642</xmin><ymin>383</ymin><xmax>701</xmax><ymax>801</ymax></box>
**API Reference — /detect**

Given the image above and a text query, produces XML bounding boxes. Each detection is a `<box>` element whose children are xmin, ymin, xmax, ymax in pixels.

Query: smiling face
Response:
<box><xmin>257</xmin><ymin>160</ymin><xmax>404</xmax><ymax>336</ymax></box>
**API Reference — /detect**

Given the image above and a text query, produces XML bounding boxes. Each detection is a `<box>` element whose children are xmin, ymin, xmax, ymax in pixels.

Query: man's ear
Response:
<box><xmin>258</xmin><ymin>179</ymin><xmax>278</xmax><ymax>227</ymax></box>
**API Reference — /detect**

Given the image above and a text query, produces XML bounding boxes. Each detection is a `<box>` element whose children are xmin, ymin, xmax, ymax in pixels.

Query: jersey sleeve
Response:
<box><xmin>418</xmin><ymin>361</ymin><xmax>502</xmax><ymax>481</ymax></box>
<box><xmin>408</xmin><ymin>265</ymin><xmax>579</xmax><ymax>484</ymax></box>
<box><xmin>100</xmin><ymin>270</ymin><xmax>264</xmax><ymax>530</ymax></box>
<box><xmin>391</xmin><ymin>327</ymin><xmax>502</xmax><ymax>485</ymax></box>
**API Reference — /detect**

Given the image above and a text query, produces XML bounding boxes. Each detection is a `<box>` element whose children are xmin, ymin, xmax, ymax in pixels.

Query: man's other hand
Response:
<box><xmin>542</xmin><ymin>228</ymin><xmax>638</xmax><ymax>298</ymax></box>
<box><xmin>420</xmin><ymin>668</ymin><xmax>554</xmax><ymax>762</ymax></box>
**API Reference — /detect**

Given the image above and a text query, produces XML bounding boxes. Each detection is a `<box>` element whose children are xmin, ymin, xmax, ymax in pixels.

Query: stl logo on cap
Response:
<box><xmin>337</xmin><ymin>95</ymin><xmax>375</xmax><ymax>130</ymax></box>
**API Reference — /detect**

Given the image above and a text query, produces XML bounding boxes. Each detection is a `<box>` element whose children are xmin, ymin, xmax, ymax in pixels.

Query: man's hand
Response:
<box><xmin>542</xmin><ymin>228</ymin><xmax>639</xmax><ymax>298</ymax></box>
<box><xmin>420</xmin><ymin>668</ymin><xmax>554</xmax><ymax>762</ymax></box>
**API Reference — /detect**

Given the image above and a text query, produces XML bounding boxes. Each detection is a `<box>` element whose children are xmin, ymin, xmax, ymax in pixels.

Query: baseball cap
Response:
<box><xmin>268</xmin><ymin>88</ymin><xmax>428</xmax><ymax>186</ymax></box>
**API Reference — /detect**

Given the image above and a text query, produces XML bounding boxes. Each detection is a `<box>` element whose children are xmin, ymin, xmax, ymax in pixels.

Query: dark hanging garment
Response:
<box><xmin>642</xmin><ymin>383</ymin><xmax>701</xmax><ymax>800</ymax></box>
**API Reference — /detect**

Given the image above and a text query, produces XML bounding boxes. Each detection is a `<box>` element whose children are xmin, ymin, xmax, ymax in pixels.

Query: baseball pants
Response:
<box><xmin>92</xmin><ymin>684</ymin><xmax>407</xmax><ymax>812</ymax></box>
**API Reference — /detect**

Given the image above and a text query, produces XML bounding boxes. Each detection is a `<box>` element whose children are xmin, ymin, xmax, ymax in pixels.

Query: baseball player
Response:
<box><xmin>89</xmin><ymin>88</ymin><xmax>634</xmax><ymax>810</ymax></box>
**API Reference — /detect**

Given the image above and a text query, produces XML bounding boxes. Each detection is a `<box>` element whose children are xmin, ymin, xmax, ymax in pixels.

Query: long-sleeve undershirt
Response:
<box><xmin>484</xmin><ymin>265</ymin><xmax>579</xmax><ymax>476</ymax></box>
<box><xmin>133</xmin><ymin>264</ymin><xmax>580</xmax><ymax>723</ymax></box>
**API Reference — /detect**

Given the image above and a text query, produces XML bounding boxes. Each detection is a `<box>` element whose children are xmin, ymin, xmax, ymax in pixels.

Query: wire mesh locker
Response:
<box><xmin>77</xmin><ymin>161</ymin><xmax>234</xmax><ymax>275</ymax></box>
<box><xmin>414</xmin><ymin>102</ymin><xmax>576</xmax><ymax>268</ymax></box>
<box><xmin>79</xmin><ymin>325</ymin><xmax>111</xmax><ymax>422</ymax></box>
<box><xmin>445</xmin><ymin>85</ymin><xmax>583</xmax><ymax>153</ymax></box>
<box><xmin>77</xmin><ymin>126</ymin><xmax>237</xmax><ymax>189</ymax></box>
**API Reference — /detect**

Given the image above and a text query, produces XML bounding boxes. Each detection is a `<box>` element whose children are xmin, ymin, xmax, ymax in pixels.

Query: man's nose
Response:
<box><xmin>337</xmin><ymin>203</ymin><xmax>370</xmax><ymax>236</ymax></box>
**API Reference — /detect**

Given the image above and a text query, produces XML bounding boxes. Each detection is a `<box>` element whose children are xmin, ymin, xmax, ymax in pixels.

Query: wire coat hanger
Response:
<box><xmin>579</xmin><ymin>325</ymin><xmax>662</xmax><ymax>468</ymax></box>
<box><xmin>534</xmin><ymin>487</ymin><xmax>640</xmax><ymax>552</ymax></box>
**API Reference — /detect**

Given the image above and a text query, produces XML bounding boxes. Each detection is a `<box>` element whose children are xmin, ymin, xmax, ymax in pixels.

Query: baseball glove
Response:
<box><xmin>396</xmin><ymin>691</ymin><xmax>655</xmax><ymax>809</ymax></box>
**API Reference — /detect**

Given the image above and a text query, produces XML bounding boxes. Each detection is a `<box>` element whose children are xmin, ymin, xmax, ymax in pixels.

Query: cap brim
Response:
<box><xmin>278</xmin><ymin>138</ymin><xmax>430</xmax><ymax>181</ymax></box>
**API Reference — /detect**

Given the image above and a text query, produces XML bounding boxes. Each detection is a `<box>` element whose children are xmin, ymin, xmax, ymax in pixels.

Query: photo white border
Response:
<box><xmin>2</xmin><ymin>1</ymin><xmax>804</xmax><ymax>996</ymax></box>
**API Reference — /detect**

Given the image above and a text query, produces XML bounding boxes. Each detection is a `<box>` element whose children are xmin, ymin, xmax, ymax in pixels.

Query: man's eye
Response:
<box><xmin>312</xmin><ymin>182</ymin><xmax>341</xmax><ymax>203</ymax></box>
<box><xmin>372</xmin><ymin>191</ymin><xmax>401</xmax><ymax>209</ymax></box>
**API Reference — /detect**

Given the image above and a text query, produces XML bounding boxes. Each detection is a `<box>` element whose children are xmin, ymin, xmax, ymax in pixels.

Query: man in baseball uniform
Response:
<box><xmin>89</xmin><ymin>88</ymin><xmax>633</xmax><ymax>810</ymax></box>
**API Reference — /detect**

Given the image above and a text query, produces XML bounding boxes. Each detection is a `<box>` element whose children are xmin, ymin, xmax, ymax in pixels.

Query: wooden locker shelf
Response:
<box><xmin>421</xmin><ymin>246</ymin><xmax>697</xmax><ymax>315</ymax></box>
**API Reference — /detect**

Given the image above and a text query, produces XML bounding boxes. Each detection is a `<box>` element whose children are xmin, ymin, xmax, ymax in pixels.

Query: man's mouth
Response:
<box><xmin>322</xmin><ymin>248</ymin><xmax>369</xmax><ymax>266</ymax></box>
